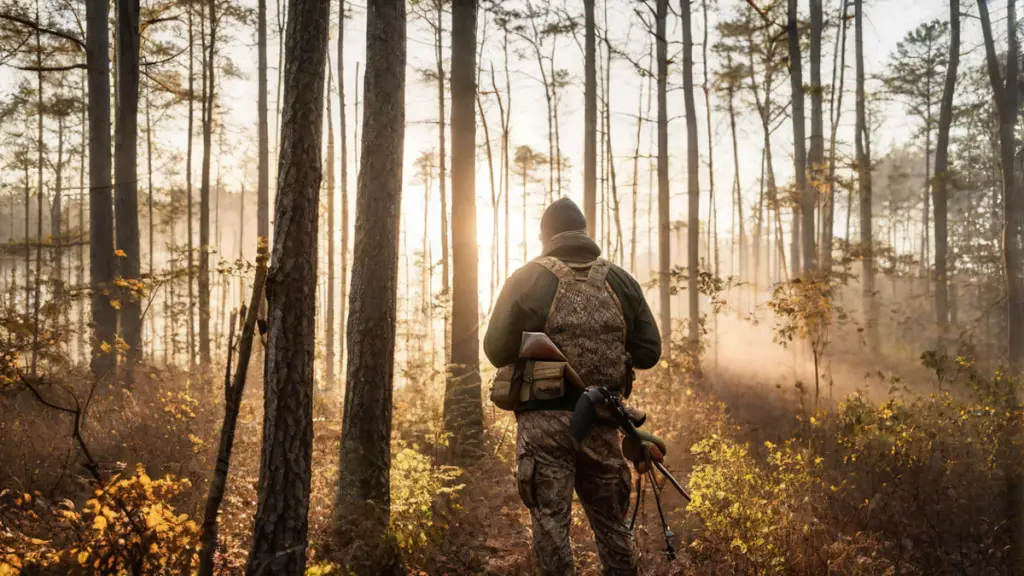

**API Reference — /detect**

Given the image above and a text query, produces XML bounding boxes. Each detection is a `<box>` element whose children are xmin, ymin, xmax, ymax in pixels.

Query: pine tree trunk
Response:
<box><xmin>788</xmin><ymin>0</ymin><xmax>812</xmax><ymax>274</ymax></box>
<box><xmin>31</xmin><ymin>22</ymin><xmax>43</xmax><ymax>377</ymax></box>
<box><xmin>87</xmin><ymin>0</ymin><xmax>116</xmax><ymax>378</ymax></box>
<box><xmin>114</xmin><ymin>0</ymin><xmax>142</xmax><ymax>368</ymax></box>
<box><xmin>199</xmin><ymin>0</ymin><xmax>216</xmax><ymax>369</ymax></box>
<box><xmin>656</xmin><ymin>0</ymin><xmax>671</xmax><ymax>356</ymax></box>
<box><xmin>244</xmin><ymin>0</ymin><xmax>331</xmax><ymax>573</ymax></box>
<box><xmin>680</xmin><ymin>0</ymin><xmax>699</xmax><ymax>354</ymax></box>
<box><xmin>187</xmin><ymin>2</ymin><xmax>197</xmax><ymax>368</ymax></box>
<box><xmin>584</xmin><ymin>0</ymin><xmax>596</xmax><ymax>236</ymax></box>
<box><xmin>446</xmin><ymin>0</ymin><xmax>482</xmax><ymax>465</ymax></box>
<box><xmin>824</xmin><ymin>0</ymin><xmax>849</xmax><ymax>272</ymax></box>
<box><xmin>502</xmin><ymin>32</ymin><xmax>511</xmax><ymax>280</ymax></box>
<box><xmin>146</xmin><ymin>80</ymin><xmax>154</xmax><ymax>355</ymax></box>
<box><xmin>934</xmin><ymin>0</ymin><xmax>958</xmax><ymax>331</ymax></box>
<box><xmin>339</xmin><ymin>0</ymin><xmax>349</xmax><ymax>384</ymax></box>
<box><xmin>809</xmin><ymin>0</ymin><xmax>825</xmax><ymax>273</ymax></box>
<box><xmin>855</xmin><ymin>0</ymin><xmax>878</xmax><ymax>353</ymax></box>
<box><xmin>335</xmin><ymin>0</ymin><xmax>406</xmax><ymax>570</ymax></box>
<box><xmin>630</xmin><ymin>45</ymin><xmax>644</xmax><ymax>273</ymax></box>
<box><xmin>326</xmin><ymin>58</ymin><xmax>337</xmax><ymax>390</ymax></box>
<box><xmin>434</xmin><ymin>2</ymin><xmax>450</xmax><ymax>359</ymax></box>
<box><xmin>258</xmin><ymin>0</ymin><xmax>270</xmax><ymax>296</ymax></box>
<box><xmin>78</xmin><ymin>74</ymin><xmax>87</xmax><ymax>363</ymax></box>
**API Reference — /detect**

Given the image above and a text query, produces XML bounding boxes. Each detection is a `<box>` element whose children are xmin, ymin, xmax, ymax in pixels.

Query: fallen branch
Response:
<box><xmin>198</xmin><ymin>246</ymin><xmax>269</xmax><ymax>576</ymax></box>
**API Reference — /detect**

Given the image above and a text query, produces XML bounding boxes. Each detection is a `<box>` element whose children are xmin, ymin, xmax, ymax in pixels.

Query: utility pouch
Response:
<box><xmin>490</xmin><ymin>362</ymin><xmax>523</xmax><ymax>411</ymax></box>
<box><xmin>530</xmin><ymin>361</ymin><xmax>568</xmax><ymax>401</ymax></box>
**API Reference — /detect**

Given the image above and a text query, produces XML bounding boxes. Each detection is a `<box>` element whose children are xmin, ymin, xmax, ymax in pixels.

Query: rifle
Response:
<box><xmin>518</xmin><ymin>332</ymin><xmax>586</xmax><ymax>389</ymax></box>
<box><xmin>571</xmin><ymin>385</ymin><xmax>690</xmax><ymax>560</ymax></box>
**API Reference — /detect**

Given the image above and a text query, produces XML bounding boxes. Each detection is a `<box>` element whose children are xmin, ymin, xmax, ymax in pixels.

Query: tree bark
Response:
<box><xmin>824</xmin><ymin>0</ymin><xmax>848</xmax><ymax>272</ymax></box>
<box><xmin>656</xmin><ymin>0</ymin><xmax>671</xmax><ymax>356</ymax></box>
<box><xmin>933</xmin><ymin>0</ymin><xmax>958</xmax><ymax>331</ymax></box>
<box><xmin>258</xmin><ymin>0</ymin><xmax>270</xmax><ymax>304</ymax></box>
<box><xmin>445</xmin><ymin>0</ymin><xmax>482</xmax><ymax>465</ymax></box>
<box><xmin>187</xmin><ymin>2</ymin><xmax>197</xmax><ymax>368</ymax></box>
<box><xmin>199</xmin><ymin>251</ymin><xmax>268</xmax><ymax>576</ymax></box>
<box><xmin>31</xmin><ymin>12</ymin><xmax>43</xmax><ymax>377</ymax></box>
<box><xmin>335</xmin><ymin>0</ymin><xmax>406</xmax><ymax>571</ymax></box>
<box><xmin>243</xmin><ymin>0</ymin><xmax>330</xmax><ymax>572</ymax></box>
<box><xmin>86</xmin><ymin>0</ymin><xmax>116</xmax><ymax>378</ymax></box>
<box><xmin>199</xmin><ymin>0</ymin><xmax>217</xmax><ymax>369</ymax></box>
<box><xmin>584</xmin><ymin>0</ymin><xmax>596</xmax><ymax>237</ymax></box>
<box><xmin>786</xmin><ymin>0</ymin><xmax>812</xmax><ymax>274</ymax></box>
<box><xmin>115</xmin><ymin>0</ymin><xmax>142</xmax><ymax>368</ymax></box>
<box><xmin>808</xmin><ymin>0</ymin><xmax>824</xmax><ymax>273</ymax></box>
<box><xmin>326</xmin><ymin>58</ymin><xmax>337</xmax><ymax>390</ymax></box>
<box><xmin>339</xmin><ymin>0</ymin><xmax>349</xmax><ymax>384</ymax></box>
<box><xmin>434</xmin><ymin>1</ymin><xmax>450</xmax><ymax>359</ymax></box>
<box><xmin>855</xmin><ymin>0</ymin><xmax>878</xmax><ymax>352</ymax></box>
<box><xmin>681</xmin><ymin>0</ymin><xmax>699</xmax><ymax>354</ymax></box>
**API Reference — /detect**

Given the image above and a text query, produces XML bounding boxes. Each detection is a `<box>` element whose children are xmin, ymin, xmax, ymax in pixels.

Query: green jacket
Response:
<box><xmin>483</xmin><ymin>232</ymin><xmax>662</xmax><ymax>410</ymax></box>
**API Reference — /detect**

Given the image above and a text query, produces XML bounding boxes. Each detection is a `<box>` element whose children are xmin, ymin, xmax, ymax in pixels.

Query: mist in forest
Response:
<box><xmin>0</xmin><ymin>0</ymin><xmax>1022</xmax><ymax>574</ymax></box>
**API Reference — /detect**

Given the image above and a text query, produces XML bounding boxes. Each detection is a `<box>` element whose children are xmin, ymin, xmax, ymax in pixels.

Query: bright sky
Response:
<box><xmin>0</xmin><ymin>0</ymin><xmax>984</xmax><ymax>316</ymax></box>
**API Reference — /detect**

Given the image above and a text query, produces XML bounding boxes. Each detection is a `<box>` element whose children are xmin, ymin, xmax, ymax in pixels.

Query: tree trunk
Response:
<box><xmin>114</xmin><ymin>0</ymin><xmax>142</xmax><ymax>369</ymax></box>
<box><xmin>680</xmin><ymin>0</ymin><xmax>699</xmax><ymax>354</ymax></box>
<box><xmin>244</xmin><ymin>0</ymin><xmax>330</xmax><ymax>573</ymax></box>
<box><xmin>86</xmin><ymin>0</ymin><xmax>116</xmax><ymax>378</ymax></box>
<box><xmin>187</xmin><ymin>1</ymin><xmax>197</xmax><ymax>368</ymax></box>
<box><xmin>727</xmin><ymin>65</ymin><xmax>744</xmax><ymax>286</ymax></box>
<box><xmin>855</xmin><ymin>0</ymin><xmax>878</xmax><ymax>353</ymax></box>
<box><xmin>501</xmin><ymin>29</ymin><xmax>511</xmax><ymax>283</ymax></box>
<box><xmin>434</xmin><ymin>2</ymin><xmax>450</xmax><ymax>359</ymax></box>
<box><xmin>31</xmin><ymin>20</ymin><xmax>43</xmax><ymax>377</ymax></box>
<box><xmin>604</xmin><ymin>3</ymin><xmax>623</xmax><ymax>266</ymax></box>
<box><xmin>258</xmin><ymin>0</ymin><xmax>270</xmax><ymax>294</ymax></box>
<box><xmin>445</xmin><ymin>0</ymin><xmax>482</xmax><ymax>465</ymax></box>
<box><xmin>339</xmin><ymin>0</ymin><xmax>349</xmax><ymax>384</ymax></box>
<box><xmin>335</xmin><ymin>0</ymin><xmax>406</xmax><ymax>570</ymax></box>
<box><xmin>199</xmin><ymin>252</ymin><xmax>268</xmax><ymax>576</ymax></box>
<box><xmin>824</xmin><ymin>0</ymin><xmax>849</xmax><ymax>272</ymax></box>
<box><xmin>809</xmin><ymin>0</ymin><xmax>824</xmax><ymax>273</ymax></box>
<box><xmin>146</xmin><ymin>80</ymin><xmax>154</xmax><ymax>355</ymax></box>
<box><xmin>787</xmin><ymin>0</ymin><xmax>812</xmax><ymax>274</ymax></box>
<box><xmin>326</xmin><ymin>58</ymin><xmax>337</xmax><ymax>390</ymax></box>
<box><xmin>656</xmin><ymin>0</ymin><xmax>671</xmax><ymax>356</ymax></box>
<box><xmin>78</xmin><ymin>74</ymin><xmax>87</xmax><ymax>363</ymax></box>
<box><xmin>199</xmin><ymin>0</ymin><xmax>216</xmax><ymax>369</ymax></box>
<box><xmin>584</xmin><ymin>0</ymin><xmax>596</xmax><ymax>237</ymax></box>
<box><xmin>933</xmin><ymin>0</ymin><xmax>958</xmax><ymax>332</ymax></box>
<box><xmin>630</xmin><ymin>44</ymin><xmax>645</xmax><ymax>274</ymax></box>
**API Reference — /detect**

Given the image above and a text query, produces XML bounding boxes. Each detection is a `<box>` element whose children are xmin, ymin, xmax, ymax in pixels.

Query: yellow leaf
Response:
<box><xmin>110</xmin><ymin>299</ymin><xmax>121</xmax><ymax>310</ymax></box>
<box><xmin>77</xmin><ymin>551</ymin><xmax>89</xmax><ymax>565</ymax></box>
<box><xmin>114</xmin><ymin>249</ymin><xmax>126</xmax><ymax>257</ymax></box>
<box><xmin>93</xmin><ymin>515</ymin><xmax>108</xmax><ymax>531</ymax></box>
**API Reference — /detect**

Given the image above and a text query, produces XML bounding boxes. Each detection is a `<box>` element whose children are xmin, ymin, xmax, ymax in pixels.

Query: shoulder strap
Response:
<box><xmin>533</xmin><ymin>256</ymin><xmax>578</xmax><ymax>284</ymax></box>
<box><xmin>587</xmin><ymin>259</ymin><xmax>611</xmax><ymax>289</ymax></box>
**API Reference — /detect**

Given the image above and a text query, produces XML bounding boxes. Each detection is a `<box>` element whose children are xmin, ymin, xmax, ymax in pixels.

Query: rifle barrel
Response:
<box><xmin>654</xmin><ymin>461</ymin><xmax>691</xmax><ymax>502</ymax></box>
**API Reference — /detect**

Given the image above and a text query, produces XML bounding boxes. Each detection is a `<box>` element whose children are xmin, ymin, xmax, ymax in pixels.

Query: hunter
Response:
<box><xmin>484</xmin><ymin>197</ymin><xmax>661</xmax><ymax>576</ymax></box>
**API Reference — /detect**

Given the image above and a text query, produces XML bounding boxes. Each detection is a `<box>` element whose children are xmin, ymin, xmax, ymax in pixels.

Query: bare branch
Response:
<box><xmin>0</xmin><ymin>12</ymin><xmax>86</xmax><ymax>51</ymax></box>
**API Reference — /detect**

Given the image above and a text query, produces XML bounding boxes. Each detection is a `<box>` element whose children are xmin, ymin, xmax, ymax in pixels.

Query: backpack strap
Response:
<box><xmin>587</xmin><ymin>259</ymin><xmax>611</xmax><ymax>289</ymax></box>
<box><xmin>533</xmin><ymin>256</ymin><xmax>579</xmax><ymax>284</ymax></box>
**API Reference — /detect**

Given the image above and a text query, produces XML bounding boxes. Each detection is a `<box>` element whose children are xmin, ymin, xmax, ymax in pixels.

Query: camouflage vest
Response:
<box><xmin>533</xmin><ymin>256</ymin><xmax>627</xmax><ymax>391</ymax></box>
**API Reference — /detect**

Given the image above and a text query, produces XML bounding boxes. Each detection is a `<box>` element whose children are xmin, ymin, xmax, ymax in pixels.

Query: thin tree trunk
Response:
<box><xmin>726</xmin><ymin>61</ymin><xmax>744</xmax><ymax>285</ymax></box>
<box><xmin>258</xmin><ymin>0</ymin><xmax>270</xmax><ymax>300</ymax></box>
<box><xmin>855</xmin><ymin>0</ymin><xmax>878</xmax><ymax>352</ymax></box>
<box><xmin>115</xmin><ymin>0</ymin><xmax>142</xmax><ymax>368</ymax></box>
<box><xmin>584</xmin><ymin>0</ymin><xmax>596</xmax><ymax>236</ymax></box>
<box><xmin>31</xmin><ymin>20</ymin><xmax>43</xmax><ymax>376</ymax></box>
<box><xmin>788</xmin><ymin>0</ymin><xmax>813</xmax><ymax>274</ymax></box>
<box><xmin>335</xmin><ymin>0</ymin><xmax>406</xmax><ymax>569</ymax></box>
<box><xmin>146</xmin><ymin>80</ymin><xmax>154</xmax><ymax>356</ymax></box>
<box><xmin>187</xmin><ymin>1</ymin><xmax>197</xmax><ymax>369</ymax></box>
<box><xmin>199</xmin><ymin>0</ymin><xmax>216</xmax><ymax>369</ymax></box>
<box><xmin>502</xmin><ymin>31</ymin><xmax>511</xmax><ymax>280</ymax></box>
<box><xmin>604</xmin><ymin>3</ymin><xmax>623</xmax><ymax>266</ymax></box>
<box><xmin>656</xmin><ymin>0</ymin><xmax>671</xmax><ymax>356</ymax></box>
<box><xmin>630</xmin><ymin>47</ymin><xmax>644</xmax><ymax>273</ymax></box>
<box><xmin>78</xmin><ymin>73</ymin><xmax>87</xmax><ymax>363</ymax></box>
<box><xmin>934</xmin><ymin>0</ymin><xmax>959</xmax><ymax>331</ymax></box>
<box><xmin>434</xmin><ymin>2</ymin><xmax>450</xmax><ymax>360</ymax></box>
<box><xmin>809</xmin><ymin>0</ymin><xmax>825</xmax><ymax>273</ymax></box>
<box><xmin>86</xmin><ymin>0</ymin><xmax>116</xmax><ymax>378</ymax></box>
<box><xmin>339</xmin><ymin>0</ymin><xmax>349</xmax><ymax>384</ymax></box>
<box><xmin>326</xmin><ymin>57</ymin><xmax>336</xmax><ymax>390</ymax></box>
<box><xmin>681</xmin><ymin>0</ymin><xmax>699</xmax><ymax>355</ymax></box>
<box><xmin>199</xmin><ymin>253</ymin><xmax>267</xmax><ymax>576</ymax></box>
<box><xmin>244</xmin><ymin>0</ymin><xmax>331</xmax><ymax>572</ymax></box>
<box><xmin>824</xmin><ymin>0</ymin><xmax>849</xmax><ymax>272</ymax></box>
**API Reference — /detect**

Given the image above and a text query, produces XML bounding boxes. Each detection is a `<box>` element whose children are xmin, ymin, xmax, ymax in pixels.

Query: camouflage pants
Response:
<box><xmin>515</xmin><ymin>410</ymin><xmax>637</xmax><ymax>576</ymax></box>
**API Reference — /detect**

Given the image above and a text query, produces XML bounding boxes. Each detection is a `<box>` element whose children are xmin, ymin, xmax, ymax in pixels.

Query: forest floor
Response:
<box><xmin>1</xmin><ymin>317</ymin><xmax>1015</xmax><ymax>574</ymax></box>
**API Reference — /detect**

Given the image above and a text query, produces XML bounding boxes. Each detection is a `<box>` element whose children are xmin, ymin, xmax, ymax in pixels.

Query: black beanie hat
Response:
<box><xmin>540</xmin><ymin>197</ymin><xmax>588</xmax><ymax>241</ymax></box>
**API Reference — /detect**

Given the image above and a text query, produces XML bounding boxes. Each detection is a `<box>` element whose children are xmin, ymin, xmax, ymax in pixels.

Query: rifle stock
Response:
<box><xmin>519</xmin><ymin>332</ymin><xmax>585</xmax><ymax>389</ymax></box>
